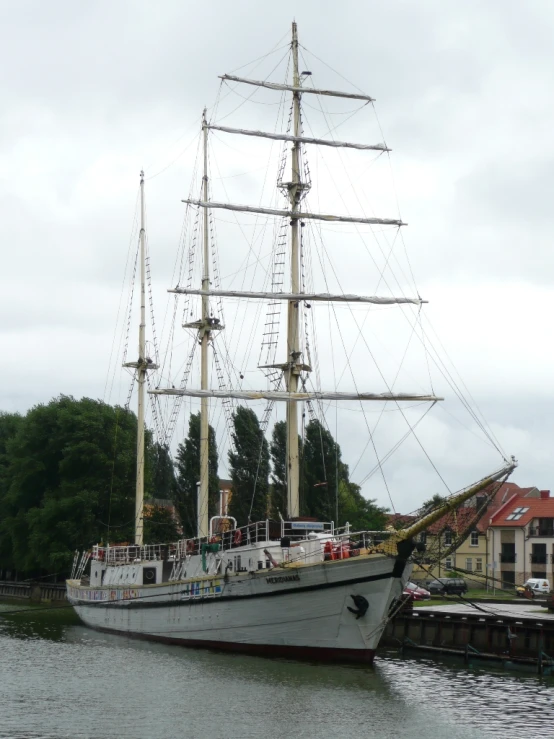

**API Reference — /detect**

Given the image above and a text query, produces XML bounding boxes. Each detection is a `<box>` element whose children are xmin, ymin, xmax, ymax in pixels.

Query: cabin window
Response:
<box><xmin>470</xmin><ymin>530</ymin><xmax>479</xmax><ymax>547</ymax></box>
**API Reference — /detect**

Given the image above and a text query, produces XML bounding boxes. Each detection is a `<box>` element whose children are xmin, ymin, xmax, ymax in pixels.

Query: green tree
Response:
<box><xmin>174</xmin><ymin>412</ymin><xmax>219</xmax><ymax>538</ymax></box>
<box><xmin>269</xmin><ymin>420</ymin><xmax>287</xmax><ymax>519</ymax></box>
<box><xmin>228</xmin><ymin>407</ymin><xmax>269</xmax><ymax>525</ymax></box>
<box><xmin>148</xmin><ymin>442</ymin><xmax>177</xmax><ymax>502</ymax></box>
<box><xmin>300</xmin><ymin>419</ymin><xmax>386</xmax><ymax>529</ymax></box>
<box><xmin>338</xmin><ymin>479</ymin><xmax>388</xmax><ymax>531</ymax></box>
<box><xmin>144</xmin><ymin>503</ymin><xmax>181</xmax><ymax>544</ymax></box>
<box><xmin>0</xmin><ymin>412</ymin><xmax>24</xmax><ymax>571</ymax></box>
<box><xmin>421</xmin><ymin>493</ymin><xmax>447</xmax><ymax>514</ymax></box>
<box><xmin>302</xmin><ymin>419</ymin><xmax>347</xmax><ymax>521</ymax></box>
<box><xmin>269</xmin><ymin>420</ymin><xmax>303</xmax><ymax>519</ymax></box>
<box><xmin>0</xmin><ymin>412</ymin><xmax>22</xmax><ymax>482</ymax></box>
<box><xmin>0</xmin><ymin>396</ymin><xmax>139</xmax><ymax>576</ymax></box>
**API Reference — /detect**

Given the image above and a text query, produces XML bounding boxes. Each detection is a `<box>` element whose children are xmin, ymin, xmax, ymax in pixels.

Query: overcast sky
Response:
<box><xmin>2</xmin><ymin>0</ymin><xmax>554</xmax><ymax>514</ymax></box>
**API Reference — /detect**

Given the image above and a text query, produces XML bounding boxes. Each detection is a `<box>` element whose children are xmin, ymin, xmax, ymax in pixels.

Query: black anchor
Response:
<box><xmin>347</xmin><ymin>594</ymin><xmax>369</xmax><ymax>619</ymax></box>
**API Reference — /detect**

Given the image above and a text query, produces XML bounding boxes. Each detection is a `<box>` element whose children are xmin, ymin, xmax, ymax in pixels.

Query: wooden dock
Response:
<box><xmin>384</xmin><ymin>602</ymin><xmax>554</xmax><ymax>674</ymax></box>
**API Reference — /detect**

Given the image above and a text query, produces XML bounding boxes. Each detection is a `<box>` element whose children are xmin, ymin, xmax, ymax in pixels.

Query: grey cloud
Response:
<box><xmin>3</xmin><ymin>0</ymin><xmax>554</xmax><ymax>512</ymax></box>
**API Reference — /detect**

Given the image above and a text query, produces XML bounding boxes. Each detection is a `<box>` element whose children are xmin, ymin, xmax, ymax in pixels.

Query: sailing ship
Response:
<box><xmin>66</xmin><ymin>23</ymin><xmax>516</xmax><ymax>663</ymax></box>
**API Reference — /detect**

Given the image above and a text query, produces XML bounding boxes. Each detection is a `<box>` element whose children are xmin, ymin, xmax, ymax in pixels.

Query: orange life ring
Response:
<box><xmin>233</xmin><ymin>529</ymin><xmax>242</xmax><ymax>546</ymax></box>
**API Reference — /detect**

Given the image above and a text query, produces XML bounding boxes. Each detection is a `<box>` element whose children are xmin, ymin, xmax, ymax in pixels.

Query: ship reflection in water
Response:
<box><xmin>0</xmin><ymin>604</ymin><xmax>552</xmax><ymax>739</ymax></box>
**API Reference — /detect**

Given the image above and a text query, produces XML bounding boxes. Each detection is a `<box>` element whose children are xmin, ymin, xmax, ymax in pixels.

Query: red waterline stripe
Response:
<box><xmin>93</xmin><ymin>626</ymin><xmax>376</xmax><ymax>664</ymax></box>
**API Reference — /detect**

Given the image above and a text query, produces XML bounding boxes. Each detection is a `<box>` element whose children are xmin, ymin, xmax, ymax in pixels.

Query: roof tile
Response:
<box><xmin>490</xmin><ymin>496</ymin><xmax>554</xmax><ymax>527</ymax></box>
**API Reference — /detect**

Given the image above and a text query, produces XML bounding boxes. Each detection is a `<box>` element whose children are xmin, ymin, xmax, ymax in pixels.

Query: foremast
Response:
<box><xmin>123</xmin><ymin>171</ymin><xmax>158</xmax><ymax>546</ymax></box>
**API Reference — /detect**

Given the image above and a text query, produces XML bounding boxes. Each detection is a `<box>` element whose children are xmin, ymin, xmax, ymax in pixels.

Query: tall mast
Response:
<box><xmin>199</xmin><ymin>109</ymin><xmax>210</xmax><ymax>539</ymax></box>
<box><xmin>286</xmin><ymin>21</ymin><xmax>301</xmax><ymax>519</ymax></box>
<box><xmin>152</xmin><ymin>24</ymin><xmax>467</xmax><ymax>520</ymax></box>
<box><xmin>135</xmin><ymin>171</ymin><xmax>147</xmax><ymax>545</ymax></box>
<box><xmin>123</xmin><ymin>172</ymin><xmax>158</xmax><ymax>546</ymax></box>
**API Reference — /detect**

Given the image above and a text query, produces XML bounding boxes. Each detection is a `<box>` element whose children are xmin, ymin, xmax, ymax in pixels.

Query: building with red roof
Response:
<box><xmin>386</xmin><ymin>512</ymin><xmax>417</xmax><ymax>529</ymax></box>
<box><xmin>489</xmin><ymin>488</ymin><xmax>554</xmax><ymax>587</ymax></box>
<box><xmin>410</xmin><ymin>481</ymin><xmax>545</xmax><ymax>585</ymax></box>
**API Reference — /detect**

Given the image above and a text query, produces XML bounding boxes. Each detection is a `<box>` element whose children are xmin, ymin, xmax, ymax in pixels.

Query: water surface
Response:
<box><xmin>0</xmin><ymin>602</ymin><xmax>552</xmax><ymax>739</ymax></box>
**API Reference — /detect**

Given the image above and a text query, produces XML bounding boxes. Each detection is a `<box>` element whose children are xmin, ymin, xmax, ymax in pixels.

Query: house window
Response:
<box><xmin>465</xmin><ymin>558</ymin><xmax>473</xmax><ymax>571</ymax></box>
<box><xmin>445</xmin><ymin>557</ymin><xmax>453</xmax><ymax>570</ymax></box>
<box><xmin>506</xmin><ymin>507</ymin><xmax>529</xmax><ymax>521</ymax></box>
<box><xmin>537</xmin><ymin>518</ymin><xmax>554</xmax><ymax>536</ymax></box>
<box><xmin>419</xmin><ymin>532</ymin><xmax>427</xmax><ymax>545</ymax></box>
<box><xmin>475</xmin><ymin>558</ymin><xmax>483</xmax><ymax>572</ymax></box>
<box><xmin>531</xmin><ymin>543</ymin><xmax>547</xmax><ymax>565</ymax></box>
<box><xmin>470</xmin><ymin>530</ymin><xmax>479</xmax><ymax>546</ymax></box>
<box><xmin>444</xmin><ymin>529</ymin><xmax>452</xmax><ymax>546</ymax></box>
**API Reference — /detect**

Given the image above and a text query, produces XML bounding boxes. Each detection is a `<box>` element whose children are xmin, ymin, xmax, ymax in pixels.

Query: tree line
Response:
<box><xmin>0</xmin><ymin>396</ymin><xmax>388</xmax><ymax>578</ymax></box>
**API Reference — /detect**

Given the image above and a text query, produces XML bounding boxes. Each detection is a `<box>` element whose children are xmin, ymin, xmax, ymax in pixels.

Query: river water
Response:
<box><xmin>0</xmin><ymin>603</ymin><xmax>553</xmax><ymax>739</ymax></box>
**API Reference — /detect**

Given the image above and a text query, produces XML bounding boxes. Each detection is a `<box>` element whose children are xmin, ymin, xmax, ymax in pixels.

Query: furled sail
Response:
<box><xmin>206</xmin><ymin>124</ymin><xmax>388</xmax><ymax>152</ymax></box>
<box><xmin>220</xmin><ymin>74</ymin><xmax>375</xmax><ymax>101</ymax></box>
<box><xmin>168</xmin><ymin>288</ymin><xmax>425</xmax><ymax>305</ymax></box>
<box><xmin>182</xmin><ymin>199</ymin><xmax>405</xmax><ymax>227</ymax></box>
<box><xmin>150</xmin><ymin>388</ymin><xmax>443</xmax><ymax>402</ymax></box>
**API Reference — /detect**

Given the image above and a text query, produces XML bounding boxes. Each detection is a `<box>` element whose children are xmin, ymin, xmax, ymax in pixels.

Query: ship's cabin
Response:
<box><xmin>80</xmin><ymin>519</ymin><xmax>387</xmax><ymax>588</ymax></box>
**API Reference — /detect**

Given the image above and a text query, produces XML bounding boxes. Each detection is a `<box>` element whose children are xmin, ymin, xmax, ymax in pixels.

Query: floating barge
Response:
<box><xmin>384</xmin><ymin>602</ymin><xmax>554</xmax><ymax>674</ymax></box>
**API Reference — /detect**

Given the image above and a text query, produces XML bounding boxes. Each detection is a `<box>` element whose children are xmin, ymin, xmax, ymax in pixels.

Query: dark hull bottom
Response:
<box><xmin>91</xmin><ymin>625</ymin><xmax>377</xmax><ymax>664</ymax></box>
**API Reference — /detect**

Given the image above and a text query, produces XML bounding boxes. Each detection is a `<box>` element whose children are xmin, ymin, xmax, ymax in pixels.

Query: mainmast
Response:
<box><xmin>123</xmin><ymin>171</ymin><xmax>158</xmax><ymax>546</ymax></box>
<box><xmin>153</xmin><ymin>22</ymin><xmax>453</xmax><ymax>523</ymax></box>
<box><xmin>199</xmin><ymin>109</ymin><xmax>210</xmax><ymax>539</ymax></box>
<box><xmin>286</xmin><ymin>20</ymin><xmax>302</xmax><ymax>519</ymax></box>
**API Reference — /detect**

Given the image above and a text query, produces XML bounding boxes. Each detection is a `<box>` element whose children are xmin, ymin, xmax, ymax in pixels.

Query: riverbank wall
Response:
<box><xmin>0</xmin><ymin>580</ymin><xmax>67</xmax><ymax>603</ymax></box>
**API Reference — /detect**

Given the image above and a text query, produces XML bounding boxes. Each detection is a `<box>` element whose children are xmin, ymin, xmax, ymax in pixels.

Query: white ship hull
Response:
<box><xmin>67</xmin><ymin>553</ymin><xmax>411</xmax><ymax>663</ymax></box>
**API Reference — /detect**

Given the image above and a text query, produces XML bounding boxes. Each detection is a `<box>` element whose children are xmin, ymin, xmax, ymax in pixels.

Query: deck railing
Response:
<box><xmin>90</xmin><ymin>523</ymin><xmax>392</xmax><ymax>563</ymax></box>
<box><xmin>92</xmin><ymin>543</ymin><xmax>176</xmax><ymax>565</ymax></box>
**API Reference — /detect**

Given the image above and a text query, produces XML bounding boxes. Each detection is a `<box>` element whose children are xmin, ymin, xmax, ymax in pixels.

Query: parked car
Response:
<box><xmin>427</xmin><ymin>577</ymin><xmax>468</xmax><ymax>596</ymax></box>
<box><xmin>515</xmin><ymin>578</ymin><xmax>551</xmax><ymax>597</ymax></box>
<box><xmin>403</xmin><ymin>581</ymin><xmax>431</xmax><ymax>601</ymax></box>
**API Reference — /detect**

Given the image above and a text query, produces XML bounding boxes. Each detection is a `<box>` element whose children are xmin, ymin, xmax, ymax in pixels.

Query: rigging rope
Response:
<box><xmin>104</xmin><ymin>187</ymin><xmax>140</xmax><ymax>405</ymax></box>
